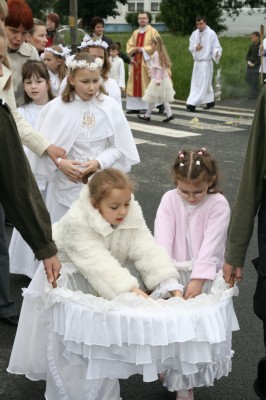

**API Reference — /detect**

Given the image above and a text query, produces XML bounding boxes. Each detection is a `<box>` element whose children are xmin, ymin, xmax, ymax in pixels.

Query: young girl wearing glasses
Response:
<box><xmin>154</xmin><ymin>148</ymin><xmax>235</xmax><ymax>400</ymax></box>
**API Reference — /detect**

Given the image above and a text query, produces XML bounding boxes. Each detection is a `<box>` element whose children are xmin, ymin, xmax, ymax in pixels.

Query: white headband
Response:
<box><xmin>66</xmin><ymin>55</ymin><xmax>103</xmax><ymax>71</ymax></box>
<box><xmin>78</xmin><ymin>34</ymin><xmax>109</xmax><ymax>50</ymax></box>
<box><xmin>44</xmin><ymin>44</ymin><xmax>71</xmax><ymax>58</ymax></box>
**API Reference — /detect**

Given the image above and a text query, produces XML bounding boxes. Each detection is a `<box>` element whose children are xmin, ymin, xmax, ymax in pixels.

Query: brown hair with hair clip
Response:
<box><xmin>172</xmin><ymin>148</ymin><xmax>220</xmax><ymax>194</ymax></box>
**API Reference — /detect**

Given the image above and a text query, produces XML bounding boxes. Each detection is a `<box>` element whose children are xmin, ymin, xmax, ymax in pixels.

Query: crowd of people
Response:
<box><xmin>0</xmin><ymin>0</ymin><xmax>266</xmax><ymax>399</ymax></box>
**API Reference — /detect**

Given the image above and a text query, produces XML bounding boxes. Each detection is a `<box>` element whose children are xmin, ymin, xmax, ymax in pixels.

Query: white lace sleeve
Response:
<box><xmin>150</xmin><ymin>278</ymin><xmax>184</xmax><ymax>300</ymax></box>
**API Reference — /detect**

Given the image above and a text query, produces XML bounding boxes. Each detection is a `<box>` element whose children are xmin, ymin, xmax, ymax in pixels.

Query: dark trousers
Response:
<box><xmin>245</xmin><ymin>66</ymin><xmax>260</xmax><ymax>97</ymax></box>
<box><xmin>0</xmin><ymin>204</ymin><xmax>17</xmax><ymax>318</ymax></box>
<box><xmin>253</xmin><ymin>186</ymin><xmax>266</xmax><ymax>392</ymax></box>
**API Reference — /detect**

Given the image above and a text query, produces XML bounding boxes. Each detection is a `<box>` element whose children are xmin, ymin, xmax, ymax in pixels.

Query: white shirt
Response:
<box><xmin>109</xmin><ymin>56</ymin><xmax>125</xmax><ymax>89</ymax></box>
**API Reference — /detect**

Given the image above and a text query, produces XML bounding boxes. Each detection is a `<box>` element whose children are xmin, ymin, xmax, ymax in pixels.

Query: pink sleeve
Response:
<box><xmin>190</xmin><ymin>200</ymin><xmax>230</xmax><ymax>281</ymax></box>
<box><xmin>154</xmin><ymin>193</ymin><xmax>175</xmax><ymax>258</ymax></box>
<box><xmin>152</xmin><ymin>52</ymin><xmax>162</xmax><ymax>83</ymax></box>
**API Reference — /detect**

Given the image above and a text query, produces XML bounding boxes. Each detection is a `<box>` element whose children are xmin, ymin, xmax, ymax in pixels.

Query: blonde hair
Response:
<box><xmin>0</xmin><ymin>26</ymin><xmax>11</xmax><ymax>90</ymax></box>
<box><xmin>172</xmin><ymin>148</ymin><xmax>220</xmax><ymax>193</ymax></box>
<box><xmin>0</xmin><ymin>0</ymin><xmax>8</xmax><ymax>19</ymax></box>
<box><xmin>45</xmin><ymin>45</ymin><xmax>68</xmax><ymax>82</ymax></box>
<box><xmin>28</xmin><ymin>18</ymin><xmax>45</xmax><ymax>34</ymax></box>
<box><xmin>152</xmin><ymin>35</ymin><xmax>171</xmax><ymax>70</ymax></box>
<box><xmin>61</xmin><ymin>52</ymin><xmax>105</xmax><ymax>102</ymax></box>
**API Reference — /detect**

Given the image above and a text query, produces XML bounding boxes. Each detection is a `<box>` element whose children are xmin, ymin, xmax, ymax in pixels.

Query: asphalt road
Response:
<box><xmin>0</xmin><ymin>97</ymin><xmax>264</xmax><ymax>400</ymax></box>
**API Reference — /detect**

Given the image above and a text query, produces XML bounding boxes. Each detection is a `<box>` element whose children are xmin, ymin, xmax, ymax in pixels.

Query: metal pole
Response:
<box><xmin>260</xmin><ymin>24</ymin><xmax>264</xmax><ymax>85</ymax></box>
<box><xmin>69</xmin><ymin>0</ymin><xmax>78</xmax><ymax>54</ymax></box>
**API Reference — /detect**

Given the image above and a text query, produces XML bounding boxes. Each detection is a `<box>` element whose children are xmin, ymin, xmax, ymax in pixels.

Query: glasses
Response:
<box><xmin>177</xmin><ymin>186</ymin><xmax>208</xmax><ymax>199</ymax></box>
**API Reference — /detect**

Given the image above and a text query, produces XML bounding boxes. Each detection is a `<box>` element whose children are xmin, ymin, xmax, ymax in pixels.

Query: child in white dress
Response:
<box><xmin>18</xmin><ymin>60</ymin><xmax>54</xmax><ymax>128</ymax></box>
<box><xmin>9</xmin><ymin>52</ymin><xmax>139</xmax><ymax>279</ymax></box>
<box><xmin>155</xmin><ymin>148</ymin><xmax>237</xmax><ymax>400</ymax></box>
<box><xmin>138</xmin><ymin>35</ymin><xmax>175</xmax><ymax>123</ymax></box>
<box><xmin>8</xmin><ymin>168</ymin><xmax>183</xmax><ymax>400</ymax></box>
<box><xmin>43</xmin><ymin>44</ymin><xmax>70</xmax><ymax>96</ymax></box>
<box><xmin>109</xmin><ymin>42</ymin><xmax>126</xmax><ymax>94</ymax></box>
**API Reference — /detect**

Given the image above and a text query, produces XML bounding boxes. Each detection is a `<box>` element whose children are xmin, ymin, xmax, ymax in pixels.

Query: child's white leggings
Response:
<box><xmin>145</xmin><ymin>102</ymin><xmax>172</xmax><ymax>118</ymax></box>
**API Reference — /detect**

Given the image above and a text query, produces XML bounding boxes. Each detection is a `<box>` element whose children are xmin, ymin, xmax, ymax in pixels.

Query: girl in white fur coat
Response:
<box><xmin>8</xmin><ymin>168</ymin><xmax>183</xmax><ymax>400</ymax></box>
<box><xmin>52</xmin><ymin>168</ymin><xmax>183</xmax><ymax>299</ymax></box>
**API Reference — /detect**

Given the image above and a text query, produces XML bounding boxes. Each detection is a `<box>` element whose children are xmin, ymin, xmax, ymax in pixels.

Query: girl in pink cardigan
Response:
<box><xmin>155</xmin><ymin>148</ymin><xmax>231</xmax><ymax>400</ymax></box>
<box><xmin>137</xmin><ymin>35</ymin><xmax>175</xmax><ymax>123</ymax></box>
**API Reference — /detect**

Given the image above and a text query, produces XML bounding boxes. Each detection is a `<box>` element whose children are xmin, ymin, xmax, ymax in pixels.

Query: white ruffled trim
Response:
<box><xmin>150</xmin><ymin>278</ymin><xmax>184</xmax><ymax>299</ymax></box>
<box><xmin>163</xmin><ymin>356</ymin><xmax>233</xmax><ymax>391</ymax></box>
<box><xmin>12</xmin><ymin>267</ymin><xmax>239</xmax><ymax>386</ymax></box>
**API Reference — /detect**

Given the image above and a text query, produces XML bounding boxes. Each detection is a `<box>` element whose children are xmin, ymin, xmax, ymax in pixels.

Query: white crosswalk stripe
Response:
<box><xmin>124</xmin><ymin>101</ymin><xmax>254</xmax><ymax>143</ymax></box>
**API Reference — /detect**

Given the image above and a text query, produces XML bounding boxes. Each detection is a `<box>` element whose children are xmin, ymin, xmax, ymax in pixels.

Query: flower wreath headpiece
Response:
<box><xmin>66</xmin><ymin>55</ymin><xmax>104</xmax><ymax>71</ymax></box>
<box><xmin>44</xmin><ymin>44</ymin><xmax>71</xmax><ymax>59</ymax></box>
<box><xmin>78</xmin><ymin>34</ymin><xmax>109</xmax><ymax>50</ymax></box>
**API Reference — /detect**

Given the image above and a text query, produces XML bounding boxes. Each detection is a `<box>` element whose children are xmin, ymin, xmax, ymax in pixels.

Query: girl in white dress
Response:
<box><xmin>8</xmin><ymin>168</ymin><xmax>239</xmax><ymax>400</ymax></box>
<box><xmin>138</xmin><ymin>35</ymin><xmax>176</xmax><ymax>123</ymax></box>
<box><xmin>43</xmin><ymin>44</ymin><xmax>69</xmax><ymax>96</ymax></box>
<box><xmin>9</xmin><ymin>52</ymin><xmax>139</xmax><ymax>279</ymax></box>
<box><xmin>18</xmin><ymin>59</ymin><xmax>54</xmax><ymax>127</ymax></box>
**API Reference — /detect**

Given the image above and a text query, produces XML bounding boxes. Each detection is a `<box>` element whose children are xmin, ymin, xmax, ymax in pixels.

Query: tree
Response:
<box><xmin>54</xmin><ymin>0</ymin><xmax>127</xmax><ymax>30</ymax></box>
<box><xmin>27</xmin><ymin>0</ymin><xmax>56</xmax><ymax>20</ymax></box>
<box><xmin>157</xmin><ymin>0</ymin><xmax>226</xmax><ymax>35</ymax></box>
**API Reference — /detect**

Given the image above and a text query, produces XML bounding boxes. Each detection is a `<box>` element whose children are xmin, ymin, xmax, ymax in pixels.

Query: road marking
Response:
<box><xmin>171</xmin><ymin>102</ymin><xmax>254</xmax><ymax>119</ymax></box>
<box><xmin>170</xmin><ymin>106</ymin><xmax>252</xmax><ymax>126</ymax></box>
<box><xmin>121</xmin><ymin>98</ymin><xmax>255</xmax><ymax>119</ymax></box>
<box><xmin>128</xmin><ymin>115</ymin><xmax>246</xmax><ymax>133</ymax></box>
<box><xmin>129</xmin><ymin>121</ymin><xmax>201</xmax><ymax>138</ymax></box>
<box><xmin>134</xmin><ymin>138</ymin><xmax>167</xmax><ymax>146</ymax></box>
<box><xmin>134</xmin><ymin>138</ymin><xmax>151</xmax><ymax>145</ymax></box>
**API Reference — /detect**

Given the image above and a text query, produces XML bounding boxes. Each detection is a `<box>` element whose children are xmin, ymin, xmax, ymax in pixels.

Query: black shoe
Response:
<box><xmin>137</xmin><ymin>114</ymin><xmax>150</xmax><ymax>121</ymax></box>
<box><xmin>157</xmin><ymin>104</ymin><xmax>165</xmax><ymax>114</ymax></box>
<box><xmin>254</xmin><ymin>378</ymin><xmax>266</xmax><ymax>399</ymax></box>
<box><xmin>203</xmin><ymin>101</ymin><xmax>215</xmax><ymax>110</ymax></box>
<box><xmin>126</xmin><ymin>109</ymin><xmax>140</xmax><ymax>114</ymax></box>
<box><xmin>186</xmin><ymin>104</ymin><xmax>196</xmax><ymax>112</ymax></box>
<box><xmin>162</xmin><ymin>115</ymin><xmax>175</xmax><ymax>123</ymax></box>
<box><xmin>0</xmin><ymin>315</ymin><xmax>19</xmax><ymax>326</ymax></box>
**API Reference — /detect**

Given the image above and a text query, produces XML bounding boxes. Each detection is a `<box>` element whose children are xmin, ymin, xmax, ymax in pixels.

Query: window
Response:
<box><xmin>151</xmin><ymin>2</ymin><xmax>159</xmax><ymax>12</ymax></box>
<box><xmin>128</xmin><ymin>2</ymin><xmax>135</xmax><ymax>11</ymax></box>
<box><xmin>137</xmin><ymin>2</ymin><xmax>144</xmax><ymax>11</ymax></box>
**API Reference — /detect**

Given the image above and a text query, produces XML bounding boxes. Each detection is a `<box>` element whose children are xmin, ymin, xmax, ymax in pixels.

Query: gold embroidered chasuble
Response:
<box><xmin>126</xmin><ymin>25</ymin><xmax>160</xmax><ymax>98</ymax></box>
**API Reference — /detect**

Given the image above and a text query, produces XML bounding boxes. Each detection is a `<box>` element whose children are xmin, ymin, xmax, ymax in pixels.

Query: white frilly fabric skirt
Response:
<box><xmin>142</xmin><ymin>77</ymin><xmax>176</xmax><ymax>104</ymax></box>
<box><xmin>8</xmin><ymin>261</ymin><xmax>239</xmax><ymax>399</ymax></box>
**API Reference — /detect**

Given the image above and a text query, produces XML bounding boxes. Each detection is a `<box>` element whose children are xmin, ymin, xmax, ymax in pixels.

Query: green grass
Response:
<box><xmin>110</xmin><ymin>32</ymin><xmax>250</xmax><ymax>100</ymax></box>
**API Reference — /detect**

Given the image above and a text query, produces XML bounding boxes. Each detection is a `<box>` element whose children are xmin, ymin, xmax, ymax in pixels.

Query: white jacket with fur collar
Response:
<box><xmin>53</xmin><ymin>185</ymin><xmax>179</xmax><ymax>300</ymax></box>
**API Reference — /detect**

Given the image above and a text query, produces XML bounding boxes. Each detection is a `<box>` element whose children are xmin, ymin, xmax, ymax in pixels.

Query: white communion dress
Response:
<box><xmin>8</xmin><ymin>264</ymin><xmax>239</xmax><ymax>399</ymax></box>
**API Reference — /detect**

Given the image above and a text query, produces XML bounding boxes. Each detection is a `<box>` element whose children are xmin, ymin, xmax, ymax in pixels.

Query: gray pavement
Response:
<box><xmin>1</xmin><ymin>97</ymin><xmax>264</xmax><ymax>400</ymax></box>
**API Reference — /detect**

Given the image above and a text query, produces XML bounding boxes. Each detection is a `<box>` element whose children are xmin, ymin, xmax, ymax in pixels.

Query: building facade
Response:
<box><xmin>105</xmin><ymin>1</ymin><xmax>266</xmax><ymax>36</ymax></box>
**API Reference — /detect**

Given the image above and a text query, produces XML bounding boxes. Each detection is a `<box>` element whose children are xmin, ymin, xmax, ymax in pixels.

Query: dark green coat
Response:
<box><xmin>225</xmin><ymin>85</ymin><xmax>266</xmax><ymax>268</ymax></box>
